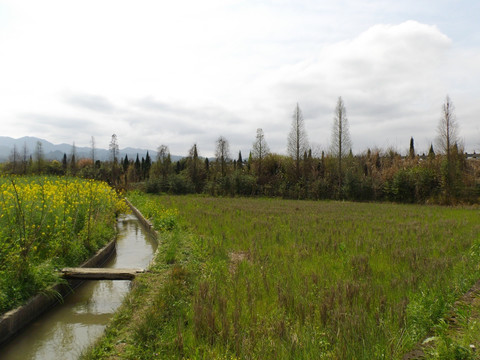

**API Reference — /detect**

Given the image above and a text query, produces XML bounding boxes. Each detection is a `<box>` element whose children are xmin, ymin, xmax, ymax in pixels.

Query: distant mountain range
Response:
<box><xmin>0</xmin><ymin>136</ymin><xmax>182</xmax><ymax>163</ymax></box>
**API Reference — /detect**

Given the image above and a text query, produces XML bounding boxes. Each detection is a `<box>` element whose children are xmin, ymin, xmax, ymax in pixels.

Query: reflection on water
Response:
<box><xmin>2</xmin><ymin>214</ymin><xmax>157</xmax><ymax>360</ymax></box>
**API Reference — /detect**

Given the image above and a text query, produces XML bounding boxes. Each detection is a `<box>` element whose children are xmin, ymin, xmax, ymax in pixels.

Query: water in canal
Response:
<box><xmin>1</xmin><ymin>214</ymin><xmax>157</xmax><ymax>360</ymax></box>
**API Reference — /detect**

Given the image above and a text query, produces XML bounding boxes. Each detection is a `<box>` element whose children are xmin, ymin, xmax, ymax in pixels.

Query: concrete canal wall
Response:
<box><xmin>0</xmin><ymin>237</ymin><xmax>116</xmax><ymax>345</ymax></box>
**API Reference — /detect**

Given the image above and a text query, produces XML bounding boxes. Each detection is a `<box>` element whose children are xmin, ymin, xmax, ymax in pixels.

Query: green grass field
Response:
<box><xmin>86</xmin><ymin>194</ymin><xmax>480</xmax><ymax>359</ymax></box>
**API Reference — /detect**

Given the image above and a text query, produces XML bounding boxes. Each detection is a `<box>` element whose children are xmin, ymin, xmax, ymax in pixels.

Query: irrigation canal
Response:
<box><xmin>1</xmin><ymin>214</ymin><xmax>158</xmax><ymax>360</ymax></box>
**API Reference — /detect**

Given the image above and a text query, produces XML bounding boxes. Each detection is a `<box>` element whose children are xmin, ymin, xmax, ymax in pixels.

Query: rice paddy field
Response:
<box><xmin>0</xmin><ymin>176</ymin><xmax>127</xmax><ymax>313</ymax></box>
<box><xmin>86</xmin><ymin>193</ymin><xmax>480</xmax><ymax>359</ymax></box>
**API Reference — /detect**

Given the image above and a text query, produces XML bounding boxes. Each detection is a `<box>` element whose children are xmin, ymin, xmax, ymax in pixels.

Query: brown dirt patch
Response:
<box><xmin>228</xmin><ymin>251</ymin><xmax>251</xmax><ymax>274</ymax></box>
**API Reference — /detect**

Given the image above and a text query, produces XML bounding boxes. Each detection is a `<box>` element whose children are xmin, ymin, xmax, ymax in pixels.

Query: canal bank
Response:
<box><xmin>0</xmin><ymin>239</ymin><xmax>116</xmax><ymax>345</ymax></box>
<box><xmin>0</xmin><ymin>212</ymin><xmax>158</xmax><ymax>360</ymax></box>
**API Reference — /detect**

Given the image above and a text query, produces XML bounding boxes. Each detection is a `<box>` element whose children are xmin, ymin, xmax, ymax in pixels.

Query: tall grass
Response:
<box><xmin>125</xmin><ymin>193</ymin><xmax>480</xmax><ymax>359</ymax></box>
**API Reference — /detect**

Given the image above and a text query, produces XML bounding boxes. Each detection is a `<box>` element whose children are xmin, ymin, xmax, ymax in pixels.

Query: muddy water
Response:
<box><xmin>1</xmin><ymin>214</ymin><xmax>157</xmax><ymax>360</ymax></box>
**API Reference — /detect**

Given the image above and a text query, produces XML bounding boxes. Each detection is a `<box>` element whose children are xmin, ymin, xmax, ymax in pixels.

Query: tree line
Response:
<box><xmin>143</xmin><ymin>96</ymin><xmax>478</xmax><ymax>204</ymax></box>
<box><xmin>2</xmin><ymin>96</ymin><xmax>479</xmax><ymax>204</ymax></box>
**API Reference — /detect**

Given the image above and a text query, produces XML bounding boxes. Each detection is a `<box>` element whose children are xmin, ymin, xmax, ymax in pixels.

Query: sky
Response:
<box><xmin>1</xmin><ymin>0</ymin><xmax>480</xmax><ymax>157</ymax></box>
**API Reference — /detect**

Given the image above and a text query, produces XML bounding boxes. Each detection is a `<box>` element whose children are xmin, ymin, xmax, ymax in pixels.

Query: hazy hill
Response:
<box><xmin>0</xmin><ymin>136</ymin><xmax>182</xmax><ymax>163</ymax></box>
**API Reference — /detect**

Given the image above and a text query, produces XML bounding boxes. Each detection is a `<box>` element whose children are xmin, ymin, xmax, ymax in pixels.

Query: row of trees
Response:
<box><xmin>1</xmin><ymin>96</ymin><xmax>478</xmax><ymax>203</ymax></box>
<box><xmin>1</xmin><ymin>134</ymin><xmax>153</xmax><ymax>188</ymax></box>
<box><xmin>142</xmin><ymin>96</ymin><xmax>477</xmax><ymax>204</ymax></box>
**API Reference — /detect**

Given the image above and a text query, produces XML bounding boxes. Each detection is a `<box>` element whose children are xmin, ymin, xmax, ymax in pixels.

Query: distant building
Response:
<box><xmin>466</xmin><ymin>152</ymin><xmax>480</xmax><ymax>160</ymax></box>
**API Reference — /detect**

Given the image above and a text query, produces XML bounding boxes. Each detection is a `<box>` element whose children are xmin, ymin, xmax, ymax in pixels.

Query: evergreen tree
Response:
<box><xmin>62</xmin><ymin>153</ymin><xmax>68</xmax><ymax>173</ymax></box>
<box><xmin>123</xmin><ymin>154</ymin><xmax>129</xmax><ymax>172</ymax></box>
<box><xmin>135</xmin><ymin>154</ymin><xmax>141</xmax><ymax>180</ymax></box>
<box><xmin>70</xmin><ymin>142</ymin><xmax>77</xmax><ymax>175</ymax></box>
<box><xmin>188</xmin><ymin>144</ymin><xmax>203</xmax><ymax>192</ymax></box>
<box><xmin>205</xmin><ymin>157</ymin><xmax>210</xmax><ymax>174</ymax></box>
<box><xmin>428</xmin><ymin>144</ymin><xmax>435</xmax><ymax>160</ymax></box>
<box><xmin>237</xmin><ymin>151</ymin><xmax>243</xmax><ymax>170</ymax></box>
<box><xmin>141</xmin><ymin>157</ymin><xmax>145</xmax><ymax>180</ymax></box>
<box><xmin>247</xmin><ymin>152</ymin><xmax>252</xmax><ymax>172</ymax></box>
<box><xmin>144</xmin><ymin>151</ymin><xmax>151</xmax><ymax>179</ymax></box>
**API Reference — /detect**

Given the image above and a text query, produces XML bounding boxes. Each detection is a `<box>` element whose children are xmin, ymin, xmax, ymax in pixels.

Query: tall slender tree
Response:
<box><xmin>62</xmin><ymin>153</ymin><xmax>68</xmax><ymax>172</ymax></box>
<box><xmin>90</xmin><ymin>136</ymin><xmax>96</xmax><ymax>165</ymax></box>
<box><xmin>330</xmin><ymin>97</ymin><xmax>352</xmax><ymax>187</ymax></box>
<box><xmin>252</xmin><ymin>128</ymin><xmax>270</xmax><ymax>176</ymax></box>
<box><xmin>287</xmin><ymin>103</ymin><xmax>309</xmax><ymax>178</ymax></box>
<box><xmin>436</xmin><ymin>95</ymin><xmax>459</xmax><ymax>161</ymax></box>
<box><xmin>70</xmin><ymin>142</ymin><xmax>77</xmax><ymax>175</ymax></box>
<box><xmin>409</xmin><ymin>137</ymin><xmax>415</xmax><ymax>159</ymax></box>
<box><xmin>109</xmin><ymin>134</ymin><xmax>120</xmax><ymax>185</ymax></box>
<box><xmin>436</xmin><ymin>95</ymin><xmax>460</xmax><ymax>199</ymax></box>
<box><xmin>22</xmin><ymin>142</ymin><xmax>28</xmax><ymax>174</ymax></box>
<box><xmin>188</xmin><ymin>144</ymin><xmax>203</xmax><ymax>192</ymax></box>
<box><xmin>237</xmin><ymin>151</ymin><xmax>243</xmax><ymax>170</ymax></box>
<box><xmin>123</xmin><ymin>154</ymin><xmax>129</xmax><ymax>172</ymax></box>
<box><xmin>135</xmin><ymin>154</ymin><xmax>141</xmax><ymax>180</ymax></box>
<box><xmin>34</xmin><ymin>141</ymin><xmax>44</xmax><ymax>173</ymax></box>
<box><xmin>109</xmin><ymin>134</ymin><xmax>119</xmax><ymax>163</ymax></box>
<box><xmin>215</xmin><ymin>136</ymin><xmax>230</xmax><ymax>177</ymax></box>
<box><xmin>144</xmin><ymin>151</ymin><xmax>151</xmax><ymax>179</ymax></box>
<box><xmin>9</xmin><ymin>144</ymin><xmax>19</xmax><ymax>173</ymax></box>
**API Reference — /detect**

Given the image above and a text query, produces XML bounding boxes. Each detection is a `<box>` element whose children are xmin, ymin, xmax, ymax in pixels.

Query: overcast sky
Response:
<box><xmin>1</xmin><ymin>0</ymin><xmax>479</xmax><ymax>157</ymax></box>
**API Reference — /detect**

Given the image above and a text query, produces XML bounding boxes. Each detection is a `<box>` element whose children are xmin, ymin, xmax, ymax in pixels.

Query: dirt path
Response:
<box><xmin>403</xmin><ymin>279</ymin><xmax>480</xmax><ymax>359</ymax></box>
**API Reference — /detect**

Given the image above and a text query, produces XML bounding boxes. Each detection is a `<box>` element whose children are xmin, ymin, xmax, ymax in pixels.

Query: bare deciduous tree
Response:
<box><xmin>9</xmin><ymin>144</ymin><xmax>19</xmax><ymax>173</ymax></box>
<box><xmin>252</xmin><ymin>128</ymin><xmax>270</xmax><ymax>175</ymax></box>
<box><xmin>215</xmin><ymin>136</ymin><xmax>230</xmax><ymax>177</ymax></box>
<box><xmin>91</xmin><ymin>136</ymin><xmax>96</xmax><ymax>165</ymax></box>
<box><xmin>157</xmin><ymin>145</ymin><xmax>169</xmax><ymax>163</ymax></box>
<box><xmin>109</xmin><ymin>134</ymin><xmax>119</xmax><ymax>163</ymax></box>
<box><xmin>436</xmin><ymin>95</ymin><xmax>461</xmax><ymax>199</ymax></box>
<box><xmin>109</xmin><ymin>134</ymin><xmax>120</xmax><ymax>185</ymax></box>
<box><xmin>436</xmin><ymin>95</ymin><xmax>459</xmax><ymax>161</ymax></box>
<box><xmin>287</xmin><ymin>103</ymin><xmax>308</xmax><ymax>177</ymax></box>
<box><xmin>34</xmin><ymin>141</ymin><xmax>44</xmax><ymax>173</ymax></box>
<box><xmin>21</xmin><ymin>142</ymin><xmax>28</xmax><ymax>174</ymax></box>
<box><xmin>330</xmin><ymin>96</ymin><xmax>352</xmax><ymax>185</ymax></box>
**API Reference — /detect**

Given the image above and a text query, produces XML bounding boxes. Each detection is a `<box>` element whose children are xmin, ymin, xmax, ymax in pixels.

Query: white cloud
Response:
<box><xmin>257</xmin><ymin>21</ymin><xmax>460</xmax><ymax>154</ymax></box>
<box><xmin>0</xmin><ymin>1</ymin><xmax>479</xmax><ymax>156</ymax></box>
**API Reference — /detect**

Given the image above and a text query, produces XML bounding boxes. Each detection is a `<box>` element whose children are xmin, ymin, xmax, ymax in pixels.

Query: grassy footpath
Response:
<box><xmin>83</xmin><ymin>194</ymin><xmax>480</xmax><ymax>359</ymax></box>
